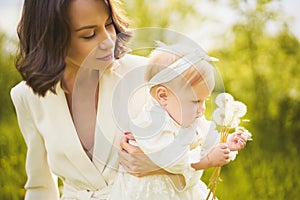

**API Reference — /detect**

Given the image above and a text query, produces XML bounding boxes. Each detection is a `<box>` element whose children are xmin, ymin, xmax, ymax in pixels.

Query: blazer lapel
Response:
<box><xmin>44</xmin><ymin>83</ymin><xmax>107</xmax><ymax>188</ymax></box>
<box><xmin>93</xmin><ymin>70</ymin><xmax>120</xmax><ymax>173</ymax></box>
<box><xmin>92</xmin><ymin>55</ymin><xmax>150</xmax><ymax>173</ymax></box>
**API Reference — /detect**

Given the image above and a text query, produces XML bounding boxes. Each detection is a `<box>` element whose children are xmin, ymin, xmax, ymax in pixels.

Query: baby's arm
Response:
<box><xmin>191</xmin><ymin>131</ymin><xmax>249</xmax><ymax>171</ymax></box>
<box><xmin>191</xmin><ymin>143</ymin><xmax>230</xmax><ymax>170</ymax></box>
<box><xmin>191</xmin><ymin>117</ymin><xmax>250</xmax><ymax>170</ymax></box>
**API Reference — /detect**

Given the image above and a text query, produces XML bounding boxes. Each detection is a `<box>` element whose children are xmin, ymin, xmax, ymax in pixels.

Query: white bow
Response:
<box><xmin>148</xmin><ymin>48</ymin><xmax>218</xmax><ymax>87</ymax></box>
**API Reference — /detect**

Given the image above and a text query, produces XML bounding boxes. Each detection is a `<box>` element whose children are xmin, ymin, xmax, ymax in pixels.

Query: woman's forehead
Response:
<box><xmin>68</xmin><ymin>0</ymin><xmax>110</xmax><ymax>29</ymax></box>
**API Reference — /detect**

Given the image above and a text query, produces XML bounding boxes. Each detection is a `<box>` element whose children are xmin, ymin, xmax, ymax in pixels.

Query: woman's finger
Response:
<box><xmin>120</xmin><ymin>135</ymin><xmax>142</xmax><ymax>154</ymax></box>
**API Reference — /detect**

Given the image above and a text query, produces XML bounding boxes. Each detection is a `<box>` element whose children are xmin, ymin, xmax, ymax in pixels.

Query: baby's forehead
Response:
<box><xmin>171</xmin><ymin>81</ymin><xmax>211</xmax><ymax>99</ymax></box>
<box><xmin>149</xmin><ymin>50</ymin><xmax>181</xmax><ymax>66</ymax></box>
<box><xmin>192</xmin><ymin>82</ymin><xmax>212</xmax><ymax>98</ymax></box>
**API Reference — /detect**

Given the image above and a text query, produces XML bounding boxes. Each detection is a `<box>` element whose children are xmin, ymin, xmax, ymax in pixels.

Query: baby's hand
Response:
<box><xmin>207</xmin><ymin>143</ymin><xmax>230</xmax><ymax>167</ymax></box>
<box><xmin>226</xmin><ymin>132</ymin><xmax>248</xmax><ymax>151</ymax></box>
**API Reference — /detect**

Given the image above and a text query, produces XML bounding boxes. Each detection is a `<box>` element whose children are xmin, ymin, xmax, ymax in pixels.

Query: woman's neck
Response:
<box><xmin>61</xmin><ymin>57</ymin><xmax>80</xmax><ymax>94</ymax></box>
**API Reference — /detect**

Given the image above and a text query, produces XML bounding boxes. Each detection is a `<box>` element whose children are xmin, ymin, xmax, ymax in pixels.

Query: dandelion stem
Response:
<box><xmin>206</xmin><ymin>127</ymin><xmax>230</xmax><ymax>200</ymax></box>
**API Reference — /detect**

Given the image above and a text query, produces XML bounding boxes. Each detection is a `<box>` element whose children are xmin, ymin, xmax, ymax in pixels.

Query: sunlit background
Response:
<box><xmin>1</xmin><ymin>0</ymin><xmax>299</xmax><ymax>199</ymax></box>
<box><xmin>1</xmin><ymin>0</ymin><xmax>300</xmax><ymax>50</ymax></box>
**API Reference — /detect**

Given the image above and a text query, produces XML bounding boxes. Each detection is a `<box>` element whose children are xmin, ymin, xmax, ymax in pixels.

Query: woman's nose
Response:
<box><xmin>98</xmin><ymin>29</ymin><xmax>115</xmax><ymax>50</ymax></box>
<box><xmin>98</xmin><ymin>37</ymin><xmax>114</xmax><ymax>50</ymax></box>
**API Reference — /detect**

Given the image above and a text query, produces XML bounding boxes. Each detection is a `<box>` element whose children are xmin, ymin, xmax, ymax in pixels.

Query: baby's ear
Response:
<box><xmin>155</xmin><ymin>86</ymin><xmax>169</xmax><ymax>107</ymax></box>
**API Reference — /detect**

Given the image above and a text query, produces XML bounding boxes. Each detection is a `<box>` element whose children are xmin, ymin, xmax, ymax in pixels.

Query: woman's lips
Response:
<box><xmin>96</xmin><ymin>53</ymin><xmax>113</xmax><ymax>61</ymax></box>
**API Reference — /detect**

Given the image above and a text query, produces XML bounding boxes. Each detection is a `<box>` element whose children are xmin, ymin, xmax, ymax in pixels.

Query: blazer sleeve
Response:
<box><xmin>10</xmin><ymin>84</ymin><xmax>60</xmax><ymax>200</ymax></box>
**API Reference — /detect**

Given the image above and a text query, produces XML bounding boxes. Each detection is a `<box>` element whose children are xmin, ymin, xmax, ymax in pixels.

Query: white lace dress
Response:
<box><xmin>109</xmin><ymin>99</ymin><xmax>220</xmax><ymax>200</ymax></box>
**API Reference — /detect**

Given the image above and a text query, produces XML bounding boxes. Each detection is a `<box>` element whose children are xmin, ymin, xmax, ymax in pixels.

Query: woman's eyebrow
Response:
<box><xmin>74</xmin><ymin>14</ymin><xmax>112</xmax><ymax>32</ymax></box>
<box><xmin>75</xmin><ymin>25</ymin><xmax>97</xmax><ymax>32</ymax></box>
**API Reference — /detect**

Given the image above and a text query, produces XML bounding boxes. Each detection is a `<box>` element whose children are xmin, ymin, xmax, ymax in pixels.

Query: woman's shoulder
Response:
<box><xmin>10</xmin><ymin>81</ymin><xmax>37</xmax><ymax>105</ymax></box>
<box><xmin>11</xmin><ymin>81</ymin><xmax>32</xmax><ymax>98</ymax></box>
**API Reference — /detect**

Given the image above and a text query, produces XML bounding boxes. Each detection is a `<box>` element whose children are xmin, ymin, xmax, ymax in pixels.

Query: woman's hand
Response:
<box><xmin>226</xmin><ymin>131</ymin><xmax>248</xmax><ymax>151</ymax></box>
<box><xmin>118</xmin><ymin>134</ymin><xmax>166</xmax><ymax>177</ymax></box>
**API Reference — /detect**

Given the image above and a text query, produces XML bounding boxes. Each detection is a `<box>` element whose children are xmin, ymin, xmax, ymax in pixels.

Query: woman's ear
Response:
<box><xmin>155</xmin><ymin>86</ymin><xmax>169</xmax><ymax>107</ymax></box>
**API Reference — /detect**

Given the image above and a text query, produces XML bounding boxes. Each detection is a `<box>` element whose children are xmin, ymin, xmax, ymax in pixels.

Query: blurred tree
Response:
<box><xmin>125</xmin><ymin>0</ymin><xmax>199</xmax><ymax>28</ymax></box>
<box><xmin>0</xmin><ymin>31</ymin><xmax>26</xmax><ymax>200</ymax></box>
<box><xmin>205</xmin><ymin>0</ymin><xmax>300</xmax><ymax>199</ymax></box>
<box><xmin>124</xmin><ymin>0</ymin><xmax>203</xmax><ymax>56</ymax></box>
<box><xmin>0</xmin><ymin>32</ymin><xmax>21</xmax><ymax>121</ymax></box>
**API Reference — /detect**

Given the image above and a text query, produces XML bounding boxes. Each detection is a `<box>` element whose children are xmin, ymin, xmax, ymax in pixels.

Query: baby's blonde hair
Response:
<box><xmin>145</xmin><ymin>42</ymin><xmax>216</xmax><ymax>93</ymax></box>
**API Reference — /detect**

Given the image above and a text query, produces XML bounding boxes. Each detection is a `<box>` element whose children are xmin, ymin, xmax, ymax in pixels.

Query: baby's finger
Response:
<box><xmin>219</xmin><ymin>143</ymin><xmax>229</xmax><ymax>149</ymax></box>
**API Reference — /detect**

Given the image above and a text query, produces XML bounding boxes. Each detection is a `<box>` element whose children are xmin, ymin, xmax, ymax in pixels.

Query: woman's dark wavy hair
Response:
<box><xmin>16</xmin><ymin>0</ymin><xmax>132</xmax><ymax>96</ymax></box>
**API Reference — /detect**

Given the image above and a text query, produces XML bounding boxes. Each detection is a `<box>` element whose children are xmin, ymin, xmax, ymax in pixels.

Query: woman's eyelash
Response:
<box><xmin>81</xmin><ymin>20</ymin><xmax>113</xmax><ymax>40</ymax></box>
<box><xmin>82</xmin><ymin>32</ymin><xmax>95</xmax><ymax>39</ymax></box>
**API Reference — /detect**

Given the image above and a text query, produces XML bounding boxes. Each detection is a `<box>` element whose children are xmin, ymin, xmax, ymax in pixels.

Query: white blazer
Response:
<box><xmin>11</xmin><ymin>54</ymin><xmax>151</xmax><ymax>200</ymax></box>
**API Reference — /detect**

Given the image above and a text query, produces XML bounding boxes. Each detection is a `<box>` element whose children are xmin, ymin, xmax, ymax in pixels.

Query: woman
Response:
<box><xmin>12</xmin><ymin>0</ymin><xmax>247</xmax><ymax>199</ymax></box>
<box><xmin>11</xmin><ymin>0</ymin><xmax>165</xmax><ymax>199</ymax></box>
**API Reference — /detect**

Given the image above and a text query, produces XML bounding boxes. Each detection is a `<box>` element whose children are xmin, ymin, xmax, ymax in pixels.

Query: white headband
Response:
<box><xmin>148</xmin><ymin>49</ymin><xmax>219</xmax><ymax>87</ymax></box>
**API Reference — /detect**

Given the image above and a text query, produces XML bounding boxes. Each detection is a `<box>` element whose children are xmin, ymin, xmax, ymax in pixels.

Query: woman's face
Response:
<box><xmin>67</xmin><ymin>0</ymin><xmax>116</xmax><ymax>69</ymax></box>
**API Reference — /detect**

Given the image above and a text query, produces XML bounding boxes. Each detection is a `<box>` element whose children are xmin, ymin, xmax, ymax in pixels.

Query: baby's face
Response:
<box><xmin>165</xmin><ymin>81</ymin><xmax>211</xmax><ymax>127</ymax></box>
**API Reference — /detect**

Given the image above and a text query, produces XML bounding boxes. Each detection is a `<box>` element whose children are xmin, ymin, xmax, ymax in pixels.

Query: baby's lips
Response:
<box><xmin>124</xmin><ymin>132</ymin><xmax>132</xmax><ymax>135</ymax></box>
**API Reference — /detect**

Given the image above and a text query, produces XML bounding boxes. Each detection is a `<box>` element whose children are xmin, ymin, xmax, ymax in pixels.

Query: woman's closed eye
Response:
<box><xmin>82</xmin><ymin>32</ymin><xmax>96</xmax><ymax>40</ymax></box>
